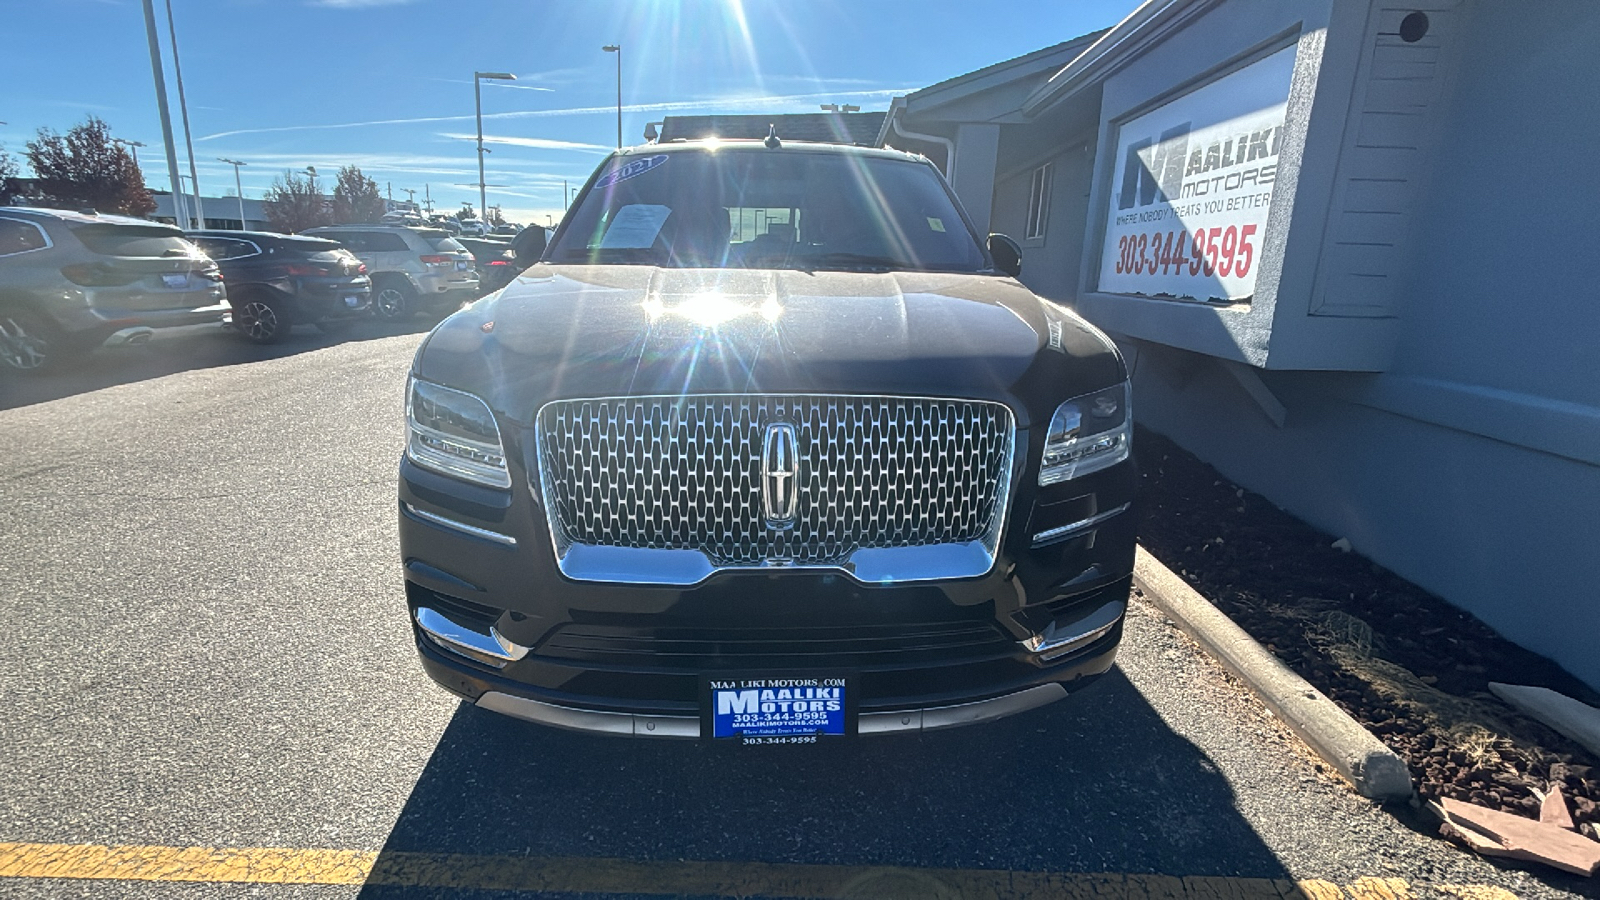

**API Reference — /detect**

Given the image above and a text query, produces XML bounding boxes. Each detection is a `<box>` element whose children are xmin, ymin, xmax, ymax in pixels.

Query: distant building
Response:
<box><xmin>653</xmin><ymin>111</ymin><xmax>887</xmax><ymax>146</ymax></box>
<box><xmin>150</xmin><ymin>190</ymin><xmax>269</xmax><ymax>231</ymax></box>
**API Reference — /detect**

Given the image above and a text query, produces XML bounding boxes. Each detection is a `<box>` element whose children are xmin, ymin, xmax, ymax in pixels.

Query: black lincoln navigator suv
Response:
<box><xmin>398</xmin><ymin>140</ymin><xmax>1136</xmax><ymax>742</ymax></box>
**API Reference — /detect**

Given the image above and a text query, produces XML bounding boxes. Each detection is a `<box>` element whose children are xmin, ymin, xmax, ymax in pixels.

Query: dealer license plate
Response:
<box><xmin>161</xmin><ymin>273</ymin><xmax>188</xmax><ymax>288</ymax></box>
<box><xmin>707</xmin><ymin>676</ymin><xmax>850</xmax><ymax>742</ymax></box>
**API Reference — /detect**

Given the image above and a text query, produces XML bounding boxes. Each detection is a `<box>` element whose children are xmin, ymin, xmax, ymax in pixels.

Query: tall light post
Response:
<box><xmin>140</xmin><ymin>0</ymin><xmax>188</xmax><ymax>230</ymax></box>
<box><xmin>602</xmin><ymin>45</ymin><xmax>621</xmax><ymax>148</ymax></box>
<box><xmin>164</xmin><ymin>0</ymin><xmax>202</xmax><ymax>229</ymax></box>
<box><xmin>218</xmin><ymin>158</ymin><xmax>246</xmax><ymax>229</ymax></box>
<box><xmin>474</xmin><ymin>71</ymin><xmax>516</xmax><ymax>226</ymax></box>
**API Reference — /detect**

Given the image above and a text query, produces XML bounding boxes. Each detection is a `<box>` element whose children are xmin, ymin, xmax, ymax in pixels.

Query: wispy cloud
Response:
<box><xmin>488</xmin><ymin>83</ymin><xmax>556</xmax><ymax>93</ymax></box>
<box><xmin>423</xmin><ymin>78</ymin><xmax>555</xmax><ymax>93</ymax></box>
<box><xmin>197</xmin><ymin>89</ymin><xmax>910</xmax><ymax>142</ymax></box>
<box><xmin>437</xmin><ymin>133</ymin><xmax>609</xmax><ymax>152</ymax></box>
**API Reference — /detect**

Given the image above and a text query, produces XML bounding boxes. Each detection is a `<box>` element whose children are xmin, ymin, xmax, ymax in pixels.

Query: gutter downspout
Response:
<box><xmin>885</xmin><ymin>97</ymin><xmax>957</xmax><ymax>183</ymax></box>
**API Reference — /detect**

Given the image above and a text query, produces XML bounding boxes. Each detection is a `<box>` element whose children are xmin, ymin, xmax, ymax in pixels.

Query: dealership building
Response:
<box><xmin>880</xmin><ymin>0</ymin><xmax>1600</xmax><ymax>688</ymax></box>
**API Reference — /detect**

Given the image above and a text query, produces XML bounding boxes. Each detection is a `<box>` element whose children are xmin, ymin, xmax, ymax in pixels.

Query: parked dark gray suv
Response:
<box><xmin>0</xmin><ymin>208</ymin><xmax>228</xmax><ymax>374</ymax></box>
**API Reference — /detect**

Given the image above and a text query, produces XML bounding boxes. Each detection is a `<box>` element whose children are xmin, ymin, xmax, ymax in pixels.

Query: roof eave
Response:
<box><xmin>1021</xmin><ymin>0</ymin><xmax>1217</xmax><ymax>118</ymax></box>
<box><xmin>903</xmin><ymin>31</ymin><xmax>1107</xmax><ymax>117</ymax></box>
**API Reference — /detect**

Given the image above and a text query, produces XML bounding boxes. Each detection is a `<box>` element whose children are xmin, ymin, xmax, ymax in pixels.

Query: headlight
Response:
<box><xmin>406</xmin><ymin>376</ymin><xmax>511</xmax><ymax>488</ymax></box>
<box><xmin>1039</xmin><ymin>382</ymin><xmax>1131</xmax><ymax>485</ymax></box>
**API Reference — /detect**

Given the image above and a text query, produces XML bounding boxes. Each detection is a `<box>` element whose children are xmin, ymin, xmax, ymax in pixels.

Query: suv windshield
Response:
<box><xmin>547</xmin><ymin>149</ymin><xmax>989</xmax><ymax>272</ymax></box>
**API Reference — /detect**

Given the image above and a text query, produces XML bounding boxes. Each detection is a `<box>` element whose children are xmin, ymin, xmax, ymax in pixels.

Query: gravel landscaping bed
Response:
<box><xmin>1132</xmin><ymin>427</ymin><xmax>1600</xmax><ymax>835</ymax></box>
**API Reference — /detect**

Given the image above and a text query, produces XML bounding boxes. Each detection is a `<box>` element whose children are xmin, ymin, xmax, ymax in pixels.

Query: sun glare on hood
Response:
<box><xmin>643</xmin><ymin>292</ymin><xmax>782</xmax><ymax>327</ymax></box>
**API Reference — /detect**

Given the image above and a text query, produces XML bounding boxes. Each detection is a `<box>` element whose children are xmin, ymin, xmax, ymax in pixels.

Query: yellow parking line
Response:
<box><xmin>0</xmin><ymin>841</ymin><xmax>1519</xmax><ymax>898</ymax></box>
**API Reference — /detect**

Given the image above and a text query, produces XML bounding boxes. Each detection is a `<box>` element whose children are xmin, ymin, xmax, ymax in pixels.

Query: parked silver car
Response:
<box><xmin>0</xmin><ymin>208</ymin><xmax>228</xmax><ymax>374</ymax></box>
<box><xmin>303</xmin><ymin>225</ymin><xmax>478</xmax><ymax>320</ymax></box>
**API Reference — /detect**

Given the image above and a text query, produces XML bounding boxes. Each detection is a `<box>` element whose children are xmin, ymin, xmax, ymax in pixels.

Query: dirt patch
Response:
<box><xmin>1133</xmin><ymin>426</ymin><xmax>1599</xmax><ymax>830</ymax></box>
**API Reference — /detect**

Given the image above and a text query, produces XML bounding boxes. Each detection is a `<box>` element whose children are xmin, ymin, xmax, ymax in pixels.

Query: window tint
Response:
<box><xmin>365</xmin><ymin>232</ymin><xmax>409</xmax><ymax>252</ymax></box>
<box><xmin>321</xmin><ymin>232</ymin><xmax>362</xmax><ymax>252</ymax></box>
<box><xmin>425</xmin><ymin>235</ymin><xmax>467</xmax><ymax>252</ymax></box>
<box><xmin>1025</xmin><ymin>163</ymin><xmax>1052</xmax><ymax>241</ymax></box>
<box><xmin>0</xmin><ymin>218</ymin><xmax>49</xmax><ymax>256</ymax></box>
<box><xmin>549</xmin><ymin>150</ymin><xmax>987</xmax><ymax>272</ymax></box>
<box><xmin>193</xmin><ymin>237</ymin><xmax>257</xmax><ymax>260</ymax></box>
<box><xmin>71</xmin><ymin>224</ymin><xmax>194</xmax><ymax>257</ymax></box>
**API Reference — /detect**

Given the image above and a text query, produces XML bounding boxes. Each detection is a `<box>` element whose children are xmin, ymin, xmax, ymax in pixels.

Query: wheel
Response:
<box><xmin>233</xmin><ymin>295</ymin><xmax>291</xmax><ymax>344</ymax></box>
<box><xmin>372</xmin><ymin>280</ymin><xmax>416</xmax><ymax>320</ymax></box>
<box><xmin>0</xmin><ymin>309</ymin><xmax>71</xmax><ymax>375</ymax></box>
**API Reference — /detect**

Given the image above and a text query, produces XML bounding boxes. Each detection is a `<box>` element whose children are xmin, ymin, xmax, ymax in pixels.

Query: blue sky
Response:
<box><xmin>1</xmin><ymin>0</ymin><xmax>1130</xmax><ymax>226</ymax></box>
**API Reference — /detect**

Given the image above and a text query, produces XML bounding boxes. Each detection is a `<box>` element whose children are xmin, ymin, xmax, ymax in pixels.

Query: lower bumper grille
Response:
<box><xmin>537</xmin><ymin>619</ymin><xmax>1016</xmax><ymax>668</ymax></box>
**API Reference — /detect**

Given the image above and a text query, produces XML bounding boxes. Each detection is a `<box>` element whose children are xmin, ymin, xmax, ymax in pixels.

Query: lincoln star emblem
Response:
<box><xmin>761</xmin><ymin>422</ymin><xmax>798</xmax><ymax>524</ymax></box>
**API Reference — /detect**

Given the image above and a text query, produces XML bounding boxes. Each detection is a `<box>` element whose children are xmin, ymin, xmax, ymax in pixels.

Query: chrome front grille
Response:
<box><xmin>535</xmin><ymin>394</ymin><xmax>1014</xmax><ymax>584</ymax></box>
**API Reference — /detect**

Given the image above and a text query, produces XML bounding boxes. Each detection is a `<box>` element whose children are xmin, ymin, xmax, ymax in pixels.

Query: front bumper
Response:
<box><xmin>399</xmin><ymin>449</ymin><xmax>1136</xmax><ymax>738</ymax></box>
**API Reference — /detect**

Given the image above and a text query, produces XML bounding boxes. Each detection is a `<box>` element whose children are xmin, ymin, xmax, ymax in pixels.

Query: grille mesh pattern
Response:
<box><xmin>537</xmin><ymin>395</ymin><xmax>1012</xmax><ymax>566</ymax></box>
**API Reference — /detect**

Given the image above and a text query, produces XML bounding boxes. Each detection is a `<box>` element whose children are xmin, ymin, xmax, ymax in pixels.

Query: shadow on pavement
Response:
<box><xmin>357</xmin><ymin>669</ymin><xmax>1291</xmax><ymax>897</ymax></box>
<box><xmin>0</xmin><ymin>318</ymin><xmax>435</xmax><ymax>412</ymax></box>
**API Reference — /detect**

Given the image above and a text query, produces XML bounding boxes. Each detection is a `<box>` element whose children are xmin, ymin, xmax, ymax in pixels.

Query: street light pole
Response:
<box><xmin>140</xmin><ymin>0</ymin><xmax>188</xmax><ymax>229</ymax></box>
<box><xmin>164</xmin><ymin>0</ymin><xmax>202</xmax><ymax>229</ymax></box>
<box><xmin>114</xmin><ymin>139</ymin><xmax>147</xmax><ymax>170</ymax></box>
<box><xmin>474</xmin><ymin>71</ymin><xmax>516</xmax><ymax>227</ymax></box>
<box><xmin>218</xmin><ymin>158</ymin><xmax>246</xmax><ymax>229</ymax></box>
<box><xmin>602</xmin><ymin>45</ymin><xmax>622</xmax><ymax>148</ymax></box>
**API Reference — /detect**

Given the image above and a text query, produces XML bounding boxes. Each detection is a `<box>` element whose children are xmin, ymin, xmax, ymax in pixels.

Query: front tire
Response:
<box><xmin>373</xmin><ymin>279</ymin><xmax>416</xmax><ymax>320</ymax></box>
<box><xmin>233</xmin><ymin>295</ymin><xmax>291</xmax><ymax>345</ymax></box>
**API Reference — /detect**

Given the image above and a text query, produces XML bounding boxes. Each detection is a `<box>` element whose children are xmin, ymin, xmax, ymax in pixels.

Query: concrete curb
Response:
<box><xmin>1132</xmin><ymin>546</ymin><xmax>1415</xmax><ymax>801</ymax></box>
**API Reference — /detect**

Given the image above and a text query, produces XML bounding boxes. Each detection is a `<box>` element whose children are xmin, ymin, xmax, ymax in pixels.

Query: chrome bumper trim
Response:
<box><xmin>1022</xmin><ymin>599</ymin><xmax>1125</xmax><ymax>662</ymax></box>
<box><xmin>857</xmin><ymin>684</ymin><xmax>1068</xmax><ymax>734</ymax></box>
<box><xmin>477</xmin><ymin>691</ymin><xmax>702</xmax><ymax>739</ymax></box>
<box><xmin>414</xmin><ymin>606</ymin><xmax>529</xmax><ymax>668</ymax></box>
<box><xmin>551</xmin><ymin>539</ymin><xmax>1000</xmax><ymax>588</ymax></box>
<box><xmin>1030</xmin><ymin>502</ymin><xmax>1130</xmax><ymax>548</ymax></box>
<box><xmin>404</xmin><ymin>503</ymin><xmax>517</xmax><ymax>546</ymax></box>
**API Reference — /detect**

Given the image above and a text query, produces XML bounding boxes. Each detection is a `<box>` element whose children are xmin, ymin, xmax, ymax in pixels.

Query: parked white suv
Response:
<box><xmin>304</xmin><ymin>225</ymin><xmax>478</xmax><ymax>319</ymax></box>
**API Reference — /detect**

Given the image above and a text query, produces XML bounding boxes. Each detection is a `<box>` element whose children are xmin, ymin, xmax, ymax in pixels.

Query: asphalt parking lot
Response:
<box><xmin>0</xmin><ymin>323</ymin><xmax>1587</xmax><ymax>899</ymax></box>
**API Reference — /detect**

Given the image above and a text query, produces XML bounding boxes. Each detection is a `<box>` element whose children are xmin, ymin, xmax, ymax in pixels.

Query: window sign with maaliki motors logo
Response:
<box><xmin>1097</xmin><ymin>44</ymin><xmax>1297</xmax><ymax>304</ymax></box>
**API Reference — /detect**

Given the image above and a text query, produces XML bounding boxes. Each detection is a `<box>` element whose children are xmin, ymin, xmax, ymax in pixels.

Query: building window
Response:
<box><xmin>1025</xmin><ymin>163</ymin><xmax>1052</xmax><ymax>241</ymax></box>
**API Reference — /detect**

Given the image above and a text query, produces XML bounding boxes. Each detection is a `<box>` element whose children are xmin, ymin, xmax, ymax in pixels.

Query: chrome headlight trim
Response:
<box><xmin>1038</xmin><ymin>382</ymin><xmax>1131</xmax><ymax>486</ymax></box>
<box><xmin>405</xmin><ymin>376</ymin><xmax>512</xmax><ymax>490</ymax></box>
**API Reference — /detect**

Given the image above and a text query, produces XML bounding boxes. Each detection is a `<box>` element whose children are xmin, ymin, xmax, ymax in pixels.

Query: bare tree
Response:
<box><xmin>331</xmin><ymin>165</ymin><xmax>385</xmax><ymax>224</ymax></box>
<box><xmin>23</xmin><ymin>116</ymin><xmax>154</xmax><ymax>216</ymax></box>
<box><xmin>458</xmin><ymin>202</ymin><xmax>477</xmax><ymax>222</ymax></box>
<box><xmin>485</xmin><ymin>204</ymin><xmax>506</xmax><ymax>227</ymax></box>
<box><xmin>262</xmin><ymin>170</ymin><xmax>330</xmax><ymax>233</ymax></box>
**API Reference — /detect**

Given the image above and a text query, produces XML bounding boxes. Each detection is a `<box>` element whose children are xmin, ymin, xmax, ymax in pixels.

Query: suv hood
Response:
<box><xmin>415</xmin><ymin>265</ymin><xmax>1122</xmax><ymax>426</ymax></box>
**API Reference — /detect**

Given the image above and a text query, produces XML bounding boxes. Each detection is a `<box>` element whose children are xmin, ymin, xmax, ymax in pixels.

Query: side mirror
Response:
<box><xmin>987</xmin><ymin>234</ymin><xmax>1022</xmax><ymax>278</ymax></box>
<box><xmin>513</xmin><ymin>224</ymin><xmax>548</xmax><ymax>262</ymax></box>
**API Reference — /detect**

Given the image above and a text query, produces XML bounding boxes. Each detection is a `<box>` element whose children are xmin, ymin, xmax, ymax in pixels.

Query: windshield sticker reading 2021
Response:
<box><xmin>593</xmin><ymin>154</ymin><xmax>668</xmax><ymax>189</ymax></box>
<box><xmin>712</xmin><ymin>678</ymin><xmax>845</xmax><ymax>740</ymax></box>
